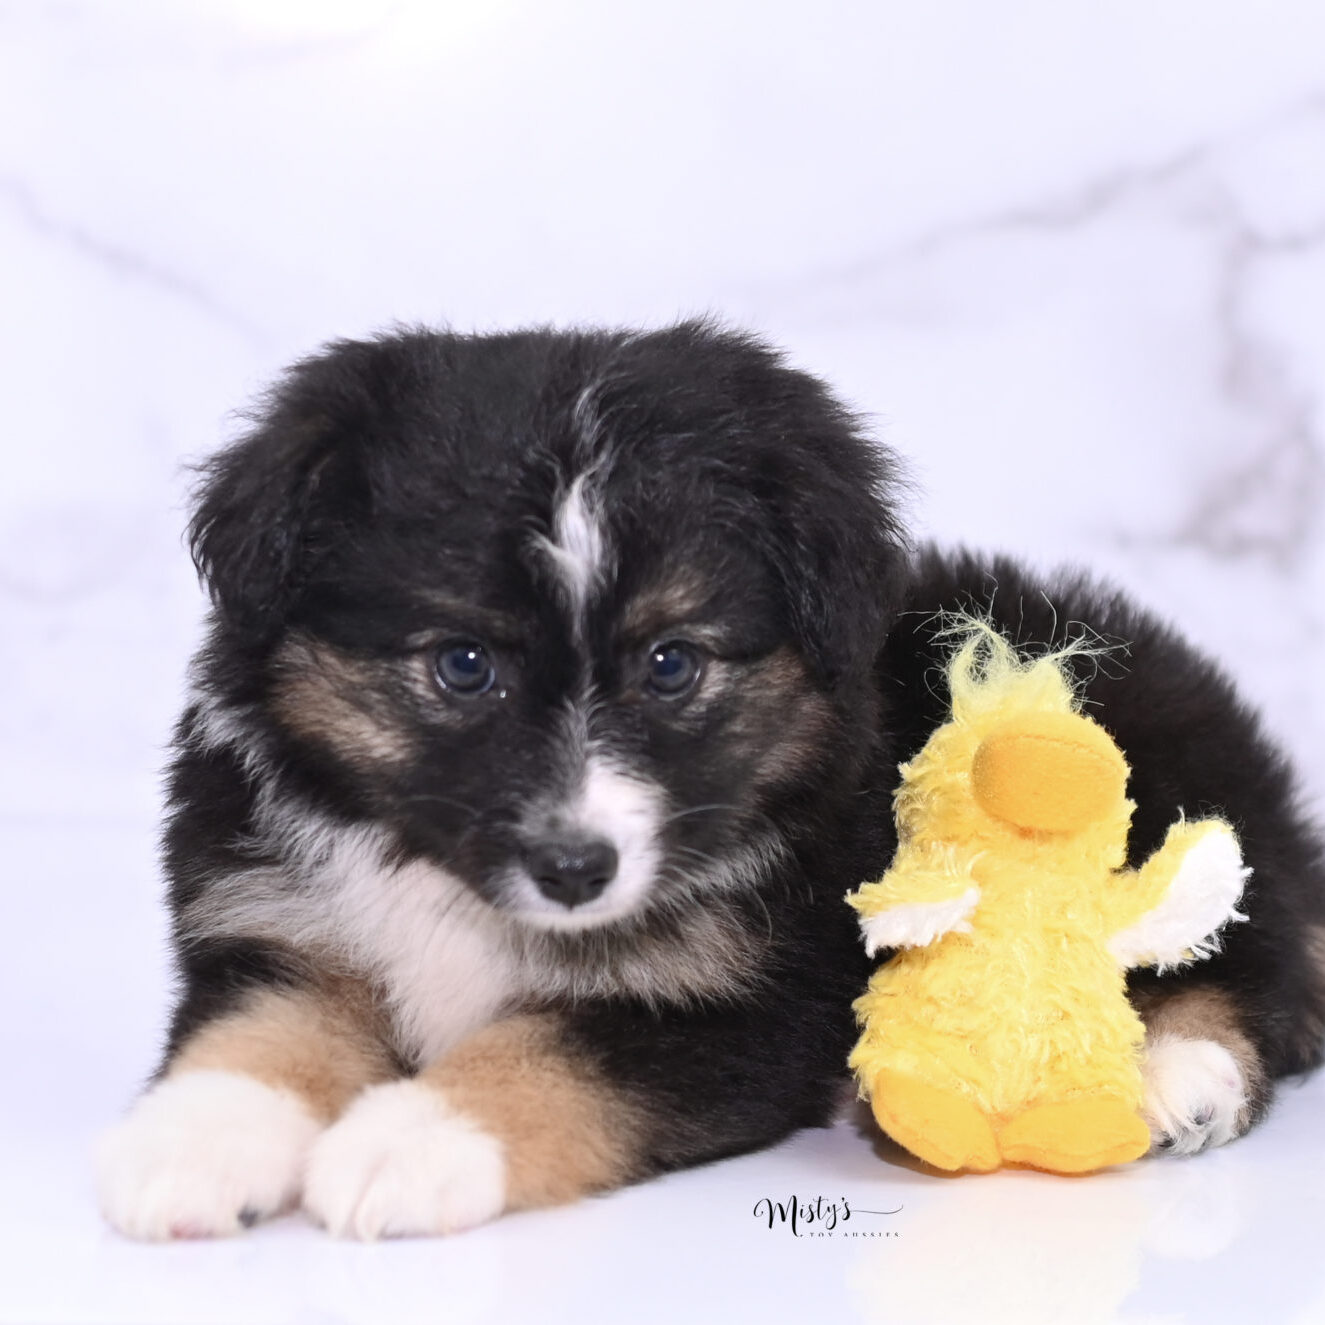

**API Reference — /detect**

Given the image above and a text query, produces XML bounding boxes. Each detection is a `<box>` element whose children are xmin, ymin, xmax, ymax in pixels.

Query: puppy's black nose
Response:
<box><xmin>524</xmin><ymin>837</ymin><xmax>619</xmax><ymax>908</ymax></box>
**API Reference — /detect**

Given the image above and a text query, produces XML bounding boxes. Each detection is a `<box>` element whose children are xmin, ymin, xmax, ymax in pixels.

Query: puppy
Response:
<box><xmin>97</xmin><ymin>322</ymin><xmax>1325</xmax><ymax>1239</ymax></box>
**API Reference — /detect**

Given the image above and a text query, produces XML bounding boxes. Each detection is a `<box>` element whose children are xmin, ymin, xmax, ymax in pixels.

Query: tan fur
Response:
<box><xmin>620</xmin><ymin>575</ymin><xmax>713</xmax><ymax>641</ymax></box>
<box><xmin>1136</xmin><ymin>985</ymin><xmax>1266</xmax><ymax>1118</ymax></box>
<box><xmin>745</xmin><ymin>647</ymin><xmax>834</xmax><ymax>785</ymax></box>
<box><xmin>270</xmin><ymin>635</ymin><xmax>417</xmax><ymax>766</ymax></box>
<box><xmin>171</xmin><ymin>982</ymin><xmax>397</xmax><ymax>1122</ymax></box>
<box><xmin>1306</xmin><ymin>922</ymin><xmax>1325</xmax><ymax>979</ymax></box>
<box><xmin>425</xmin><ymin>1015</ymin><xmax>645</xmax><ymax>1209</ymax></box>
<box><xmin>402</xmin><ymin>597</ymin><xmax>521</xmax><ymax>649</ymax></box>
<box><xmin>1297</xmin><ymin>922</ymin><xmax>1325</xmax><ymax>1065</ymax></box>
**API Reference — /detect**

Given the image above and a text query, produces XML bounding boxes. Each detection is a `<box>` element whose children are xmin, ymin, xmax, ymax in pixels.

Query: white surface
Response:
<box><xmin>4</xmin><ymin>2</ymin><xmax>1325</xmax><ymax>1322</ymax></box>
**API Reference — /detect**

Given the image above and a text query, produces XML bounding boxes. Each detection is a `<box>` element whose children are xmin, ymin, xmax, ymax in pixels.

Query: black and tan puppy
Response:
<box><xmin>97</xmin><ymin>322</ymin><xmax>1325</xmax><ymax>1239</ymax></box>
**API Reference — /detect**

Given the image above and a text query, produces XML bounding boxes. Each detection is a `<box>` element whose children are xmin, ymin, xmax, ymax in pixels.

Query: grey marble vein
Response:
<box><xmin>0</xmin><ymin>175</ymin><xmax>265</xmax><ymax>347</ymax></box>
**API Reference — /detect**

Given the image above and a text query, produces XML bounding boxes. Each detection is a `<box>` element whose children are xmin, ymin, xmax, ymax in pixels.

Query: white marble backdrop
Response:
<box><xmin>3</xmin><ymin>0</ymin><xmax>1322</xmax><ymax>823</ymax></box>
<box><xmin>3</xmin><ymin>4</ymin><xmax>1324</xmax><ymax>1321</ymax></box>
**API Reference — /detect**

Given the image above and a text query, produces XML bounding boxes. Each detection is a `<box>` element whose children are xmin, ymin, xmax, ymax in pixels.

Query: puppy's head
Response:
<box><xmin>190</xmin><ymin>322</ymin><xmax>907</xmax><ymax>931</ymax></box>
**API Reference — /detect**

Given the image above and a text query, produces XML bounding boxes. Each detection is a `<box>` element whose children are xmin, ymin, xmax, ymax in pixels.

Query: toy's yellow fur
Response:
<box><xmin>848</xmin><ymin>624</ymin><xmax>1248</xmax><ymax>1174</ymax></box>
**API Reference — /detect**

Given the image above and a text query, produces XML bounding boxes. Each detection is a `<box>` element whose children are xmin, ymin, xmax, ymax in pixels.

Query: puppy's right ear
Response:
<box><xmin>188</xmin><ymin>347</ymin><xmax>371</xmax><ymax>638</ymax></box>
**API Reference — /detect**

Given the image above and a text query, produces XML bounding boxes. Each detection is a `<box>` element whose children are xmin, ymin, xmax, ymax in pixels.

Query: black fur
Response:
<box><xmin>162</xmin><ymin>320</ymin><xmax>1325</xmax><ymax>1180</ymax></box>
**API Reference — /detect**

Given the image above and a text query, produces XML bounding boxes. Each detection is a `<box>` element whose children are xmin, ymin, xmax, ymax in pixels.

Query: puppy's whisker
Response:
<box><xmin>399</xmin><ymin>793</ymin><xmax>482</xmax><ymax>821</ymax></box>
<box><xmin>660</xmin><ymin>803</ymin><xmax>741</xmax><ymax>826</ymax></box>
<box><xmin>671</xmin><ymin>845</ymin><xmax>726</xmax><ymax>869</ymax></box>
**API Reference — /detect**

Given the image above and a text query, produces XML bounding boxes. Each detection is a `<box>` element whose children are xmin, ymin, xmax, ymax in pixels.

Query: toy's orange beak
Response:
<box><xmin>971</xmin><ymin>712</ymin><xmax>1128</xmax><ymax>834</ymax></box>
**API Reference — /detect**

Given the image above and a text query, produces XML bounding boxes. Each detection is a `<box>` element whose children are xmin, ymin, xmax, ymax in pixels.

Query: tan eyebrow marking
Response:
<box><xmin>402</xmin><ymin>595</ymin><xmax>524</xmax><ymax>647</ymax></box>
<box><xmin>619</xmin><ymin>574</ymin><xmax>717</xmax><ymax>642</ymax></box>
<box><xmin>270</xmin><ymin>634</ymin><xmax>418</xmax><ymax>765</ymax></box>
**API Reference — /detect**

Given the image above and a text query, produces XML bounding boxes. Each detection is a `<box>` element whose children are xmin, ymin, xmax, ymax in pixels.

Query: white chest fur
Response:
<box><xmin>187</xmin><ymin>821</ymin><xmax>523</xmax><ymax>1069</ymax></box>
<box><xmin>320</xmin><ymin>841</ymin><xmax>523</xmax><ymax>1066</ymax></box>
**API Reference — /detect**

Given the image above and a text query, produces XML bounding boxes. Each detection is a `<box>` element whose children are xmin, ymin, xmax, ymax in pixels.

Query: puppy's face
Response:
<box><xmin>191</xmin><ymin>325</ymin><xmax>904</xmax><ymax>932</ymax></box>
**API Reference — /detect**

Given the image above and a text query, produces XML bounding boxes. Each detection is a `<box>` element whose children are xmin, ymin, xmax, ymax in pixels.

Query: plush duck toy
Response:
<box><xmin>848</xmin><ymin>623</ymin><xmax>1249</xmax><ymax>1174</ymax></box>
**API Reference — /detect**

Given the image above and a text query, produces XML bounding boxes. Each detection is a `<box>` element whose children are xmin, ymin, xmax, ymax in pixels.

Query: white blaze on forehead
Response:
<box><xmin>540</xmin><ymin>474</ymin><xmax>607</xmax><ymax>617</ymax></box>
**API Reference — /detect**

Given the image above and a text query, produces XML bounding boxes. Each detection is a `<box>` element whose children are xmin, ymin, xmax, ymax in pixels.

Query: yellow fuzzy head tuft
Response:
<box><xmin>944</xmin><ymin>617</ymin><xmax>1095</xmax><ymax>726</ymax></box>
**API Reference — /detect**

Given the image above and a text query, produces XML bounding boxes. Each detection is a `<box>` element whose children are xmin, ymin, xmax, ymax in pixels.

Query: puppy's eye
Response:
<box><xmin>434</xmin><ymin>641</ymin><xmax>496</xmax><ymax>696</ymax></box>
<box><xmin>646</xmin><ymin>641</ymin><xmax>701</xmax><ymax>699</ymax></box>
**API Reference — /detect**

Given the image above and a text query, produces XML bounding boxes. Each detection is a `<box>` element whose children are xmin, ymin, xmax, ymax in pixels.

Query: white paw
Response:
<box><xmin>303</xmin><ymin>1079</ymin><xmax>506</xmax><ymax>1239</ymax></box>
<box><xmin>860</xmin><ymin>887</ymin><xmax>980</xmax><ymax>955</ymax></box>
<box><xmin>1141</xmin><ymin>1036</ymin><xmax>1248</xmax><ymax>1156</ymax></box>
<box><xmin>97</xmin><ymin>1070</ymin><xmax>321</xmax><ymax>1240</ymax></box>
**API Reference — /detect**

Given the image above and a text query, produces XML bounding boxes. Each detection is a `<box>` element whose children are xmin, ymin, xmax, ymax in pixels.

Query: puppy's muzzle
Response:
<box><xmin>522</xmin><ymin>835</ymin><xmax>619</xmax><ymax>908</ymax></box>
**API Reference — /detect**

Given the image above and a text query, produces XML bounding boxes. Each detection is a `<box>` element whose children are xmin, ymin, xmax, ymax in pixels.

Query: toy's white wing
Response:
<box><xmin>1108</xmin><ymin>826</ymin><xmax>1250</xmax><ymax>972</ymax></box>
<box><xmin>860</xmin><ymin>887</ymin><xmax>980</xmax><ymax>956</ymax></box>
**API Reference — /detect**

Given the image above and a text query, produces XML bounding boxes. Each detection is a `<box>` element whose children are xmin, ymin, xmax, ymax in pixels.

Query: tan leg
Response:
<box><xmin>1132</xmin><ymin>985</ymin><xmax>1265</xmax><ymax>1155</ymax></box>
<box><xmin>98</xmin><ymin>982</ymin><xmax>394</xmax><ymax>1240</ymax></box>
<box><xmin>1300</xmin><ymin>924</ymin><xmax>1325</xmax><ymax>1070</ymax></box>
<box><xmin>303</xmin><ymin>1013</ymin><xmax>648</xmax><ymax>1238</ymax></box>
<box><xmin>171</xmin><ymin>982</ymin><xmax>396</xmax><ymax>1122</ymax></box>
<box><xmin>427</xmin><ymin>1015</ymin><xmax>645</xmax><ymax>1208</ymax></box>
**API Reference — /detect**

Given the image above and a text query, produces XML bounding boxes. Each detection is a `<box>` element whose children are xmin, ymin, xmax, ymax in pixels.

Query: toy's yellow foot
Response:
<box><xmin>869</xmin><ymin>1070</ymin><xmax>1000</xmax><ymax>1173</ymax></box>
<box><xmin>998</xmin><ymin>1097</ymin><xmax>1150</xmax><ymax>1173</ymax></box>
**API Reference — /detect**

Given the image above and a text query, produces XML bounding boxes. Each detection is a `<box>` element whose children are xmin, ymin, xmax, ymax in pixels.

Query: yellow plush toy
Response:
<box><xmin>848</xmin><ymin>623</ymin><xmax>1249</xmax><ymax>1174</ymax></box>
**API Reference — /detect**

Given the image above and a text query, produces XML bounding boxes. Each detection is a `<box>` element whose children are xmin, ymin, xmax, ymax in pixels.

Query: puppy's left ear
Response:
<box><xmin>188</xmin><ymin>340</ymin><xmax>378</xmax><ymax>639</ymax></box>
<box><xmin>768</xmin><ymin>448</ymin><xmax>910</xmax><ymax>691</ymax></box>
<box><xmin>672</xmin><ymin>322</ymin><xmax>910</xmax><ymax>691</ymax></box>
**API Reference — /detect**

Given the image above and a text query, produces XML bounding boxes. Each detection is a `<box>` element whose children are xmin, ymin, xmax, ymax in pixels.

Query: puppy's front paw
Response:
<box><xmin>1141</xmin><ymin>1036</ymin><xmax>1248</xmax><ymax>1157</ymax></box>
<box><xmin>97</xmin><ymin>1070</ymin><xmax>321</xmax><ymax>1240</ymax></box>
<box><xmin>303</xmin><ymin>1079</ymin><xmax>506</xmax><ymax>1239</ymax></box>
